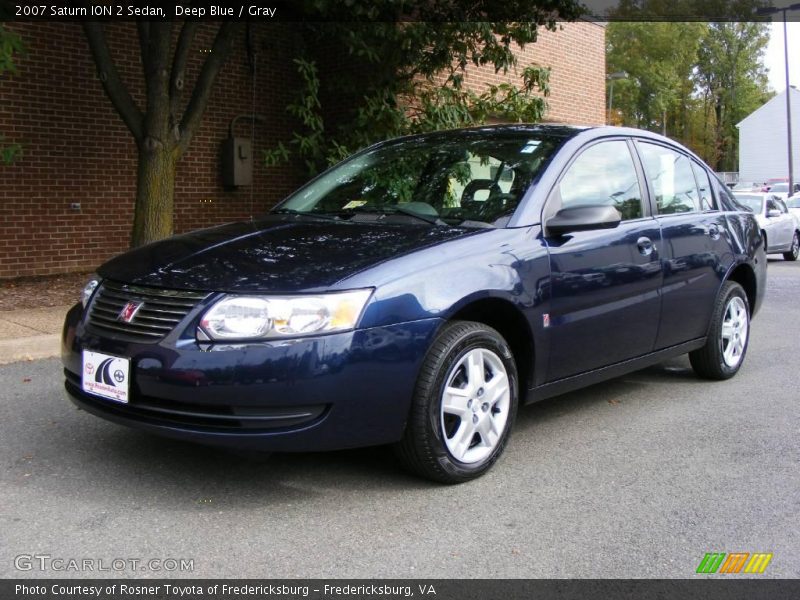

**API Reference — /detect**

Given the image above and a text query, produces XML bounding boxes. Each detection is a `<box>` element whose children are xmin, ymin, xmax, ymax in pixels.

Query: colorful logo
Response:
<box><xmin>696</xmin><ymin>552</ymin><xmax>773</xmax><ymax>574</ymax></box>
<box><xmin>118</xmin><ymin>301</ymin><xmax>143</xmax><ymax>323</ymax></box>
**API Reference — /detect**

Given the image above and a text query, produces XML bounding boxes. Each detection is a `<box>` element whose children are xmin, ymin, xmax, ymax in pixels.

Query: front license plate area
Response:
<box><xmin>82</xmin><ymin>350</ymin><xmax>130</xmax><ymax>404</ymax></box>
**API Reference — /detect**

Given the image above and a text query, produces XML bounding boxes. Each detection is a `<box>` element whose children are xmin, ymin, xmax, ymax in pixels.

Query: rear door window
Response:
<box><xmin>638</xmin><ymin>142</ymin><xmax>702</xmax><ymax>214</ymax></box>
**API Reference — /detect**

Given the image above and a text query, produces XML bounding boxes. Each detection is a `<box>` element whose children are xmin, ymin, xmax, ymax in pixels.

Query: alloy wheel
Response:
<box><xmin>440</xmin><ymin>348</ymin><xmax>511</xmax><ymax>464</ymax></box>
<box><xmin>721</xmin><ymin>296</ymin><xmax>748</xmax><ymax>368</ymax></box>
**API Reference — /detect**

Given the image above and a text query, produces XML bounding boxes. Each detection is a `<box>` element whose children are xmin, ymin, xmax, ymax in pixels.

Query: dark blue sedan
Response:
<box><xmin>62</xmin><ymin>125</ymin><xmax>766</xmax><ymax>483</ymax></box>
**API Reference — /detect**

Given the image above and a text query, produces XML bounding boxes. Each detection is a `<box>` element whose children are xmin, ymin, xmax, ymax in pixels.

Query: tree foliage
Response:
<box><xmin>607</xmin><ymin>0</ymin><xmax>772</xmax><ymax>170</ymax></box>
<box><xmin>265</xmin><ymin>1</ymin><xmax>584</xmax><ymax>175</ymax></box>
<box><xmin>82</xmin><ymin>2</ymin><xmax>583</xmax><ymax>246</ymax></box>
<box><xmin>695</xmin><ymin>22</ymin><xmax>772</xmax><ymax>171</ymax></box>
<box><xmin>606</xmin><ymin>22</ymin><xmax>705</xmax><ymax>131</ymax></box>
<box><xmin>0</xmin><ymin>24</ymin><xmax>24</xmax><ymax>164</ymax></box>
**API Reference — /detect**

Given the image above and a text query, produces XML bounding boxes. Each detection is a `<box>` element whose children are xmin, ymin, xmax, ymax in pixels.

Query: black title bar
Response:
<box><xmin>4</xmin><ymin>580</ymin><xmax>800</xmax><ymax>600</ymax></box>
<box><xmin>3</xmin><ymin>0</ymin><xmax>800</xmax><ymax>22</ymax></box>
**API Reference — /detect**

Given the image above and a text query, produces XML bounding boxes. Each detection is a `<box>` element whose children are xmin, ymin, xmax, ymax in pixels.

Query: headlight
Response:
<box><xmin>81</xmin><ymin>275</ymin><xmax>101</xmax><ymax>309</ymax></box>
<box><xmin>198</xmin><ymin>289</ymin><xmax>373</xmax><ymax>341</ymax></box>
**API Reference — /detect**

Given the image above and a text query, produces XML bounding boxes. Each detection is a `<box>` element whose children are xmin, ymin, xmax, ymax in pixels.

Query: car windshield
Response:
<box><xmin>769</xmin><ymin>183</ymin><xmax>789</xmax><ymax>193</ymax></box>
<box><xmin>274</xmin><ymin>131</ymin><xmax>567</xmax><ymax>226</ymax></box>
<box><xmin>735</xmin><ymin>194</ymin><xmax>763</xmax><ymax>213</ymax></box>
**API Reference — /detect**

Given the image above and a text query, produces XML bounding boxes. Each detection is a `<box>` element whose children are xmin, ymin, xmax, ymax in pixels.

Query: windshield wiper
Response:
<box><xmin>348</xmin><ymin>205</ymin><xmax>444</xmax><ymax>226</ymax></box>
<box><xmin>392</xmin><ymin>205</ymin><xmax>444</xmax><ymax>225</ymax></box>
<box><xmin>272</xmin><ymin>208</ymin><xmax>342</xmax><ymax>222</ymax></box>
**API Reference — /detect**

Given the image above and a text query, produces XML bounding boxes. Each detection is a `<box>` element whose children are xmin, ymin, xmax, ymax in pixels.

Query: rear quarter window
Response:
<box><xmin>691</xmin><ymin>161</ymin><xmax>717</xmax><ymax>211</ymax></box>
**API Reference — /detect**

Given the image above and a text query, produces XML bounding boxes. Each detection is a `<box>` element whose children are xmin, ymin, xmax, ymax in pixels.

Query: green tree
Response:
<box><xmin>264</xmin><ymin>1</ymin><xmax>584</xmax><ymax>175</ymax></box>
<box><xmin>606</xmin><ymin>0</ymin><xmax>772</xmax><ymax>170</ymax></box>
<box><xmin>84</xmin><ymin>2</ymin><xmax>582</xmax><ymax>246</ymax></box>
<box><xmin>0</xmin><ymin>24</ymin><xmax>24</xmax><ymax>164</ymax></box>
<box><xmin>84</xmin><ymin>22</ymin><xmax>243</xmax><ymax>247</ymax></box>
<box><xmin>695</xmin><ymin>22</ymin><xmax>771</xmax><ymax>171</ymax></box>
<box><xmin>606</xmin><ymin>21</ymin><xmax>706</xmax><ymax>134</ymax></box>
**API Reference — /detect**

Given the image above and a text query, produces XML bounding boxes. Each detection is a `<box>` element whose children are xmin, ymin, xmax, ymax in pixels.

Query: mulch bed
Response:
<box><xmin>0</xmin><ymin>271</ymin><xmax>93</xmax><ymax>312</ymax></box>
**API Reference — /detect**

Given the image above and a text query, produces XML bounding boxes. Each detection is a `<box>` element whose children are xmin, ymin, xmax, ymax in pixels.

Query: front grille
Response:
<box><xmin>86</xmin><ymin>280</ymin><xmax>210</xmax><ymax>342</ymax></box>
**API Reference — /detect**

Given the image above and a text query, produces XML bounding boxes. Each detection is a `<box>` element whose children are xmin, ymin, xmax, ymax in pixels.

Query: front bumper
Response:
<box><xmin>62</xmin><ymin>303</ymin><xmax>442</xmax><ymax>452</ymax></box>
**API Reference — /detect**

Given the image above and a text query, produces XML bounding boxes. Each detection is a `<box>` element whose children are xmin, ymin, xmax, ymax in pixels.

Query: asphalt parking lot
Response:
<box><xmin>1</xmin><ymin>259</ymin><xmax>798</xmax><ymax>579</ymax></box>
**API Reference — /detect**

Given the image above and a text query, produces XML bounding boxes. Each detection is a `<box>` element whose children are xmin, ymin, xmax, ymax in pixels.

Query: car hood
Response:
<box><xmin>98</xmin><ymin>216</ymin><xmax>477</xmax><ymax>292</ymax></box>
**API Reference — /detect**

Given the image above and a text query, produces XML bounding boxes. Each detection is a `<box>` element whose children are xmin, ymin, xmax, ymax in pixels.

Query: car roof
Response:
<box><xmin>374</xmin><ymin>124</ymin><xmax>700</xmax><ymax>156</ymax></box>
<box><xmin>381</xmin><ymin>123</ymin><xmax>588</xmax><ymax>143</ymax></box>
<box><xmin>393</xmin><ymin>123</ymin><xmax>678</xmax><ymax>140</ymax></box>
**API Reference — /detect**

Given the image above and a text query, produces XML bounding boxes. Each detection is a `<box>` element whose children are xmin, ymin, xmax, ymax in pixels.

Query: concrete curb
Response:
<box><xmin>0</xmin><ymin>304</ymin><xmax>70</xmax><ymax>365</ymax></box>
<box><xmin>0</xmin><ymin>334</ymin><xmax>61</xmax><ymax>365</ymax></box>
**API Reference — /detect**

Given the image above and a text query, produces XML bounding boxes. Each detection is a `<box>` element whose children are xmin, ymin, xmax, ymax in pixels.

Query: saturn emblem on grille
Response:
<box><xmin>118</xmin><ymin>301</ymin><xmax>144</xmax><ymax>323</ymax></box>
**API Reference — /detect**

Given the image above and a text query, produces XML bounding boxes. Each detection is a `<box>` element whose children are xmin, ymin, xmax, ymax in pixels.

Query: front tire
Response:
<box><xmin>394</xmin><ymin>321</ymin><xmax>518</xmax><ymax>484</ymax></box>
<box><xmin>783</xmin><ymin>231</ymin><xmax>799</xmax><ymax>261</ymax></box>
<box><xmin>689</xmin><ymin>281</ymin><xmax>750</xmax><ymax>380</ymax></box>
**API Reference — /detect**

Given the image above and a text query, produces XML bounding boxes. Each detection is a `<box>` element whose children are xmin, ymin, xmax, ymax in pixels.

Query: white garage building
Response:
<box><xmin>737</xmin><ymin>87</ymin><xmax>800</xmax><ymax>184</ymax></box>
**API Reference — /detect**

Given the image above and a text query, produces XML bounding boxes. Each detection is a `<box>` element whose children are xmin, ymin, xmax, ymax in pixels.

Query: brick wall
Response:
<box><xmin>454</xmin><ymin>21</ymin><xmax>606</xmax><ymax>125</ymax></box>
<box><xmin>0</xmin><ymin>21</ymin><xmax>605</xmax><ymax>279</ymax></box>
<box><xmin>0</xmin><ymin>22</ymin><xmax>304</xmax><ymax>279</ymax></box>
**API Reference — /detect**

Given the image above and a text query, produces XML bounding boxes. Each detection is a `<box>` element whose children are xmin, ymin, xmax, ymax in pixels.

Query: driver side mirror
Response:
<box><xmin>546</xmin><ymin>205</ymin><xmax>622</xmax><ymax>236</ymax></box>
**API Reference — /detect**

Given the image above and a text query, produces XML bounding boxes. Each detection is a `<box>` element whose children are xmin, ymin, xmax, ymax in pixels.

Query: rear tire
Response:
<box><xmin>394</xmin><ymin>321</ymin><xmax>518</xmax><ymax>484</ymax></box>
<box><xmin>689</xmin><ymin>281</ymin><xmax>750</xmax><ymax>380</ymax></box>
<box><xmin>783</xmin><ymin>231</ymin><xmax>799</xmax><ymax>261</ymax></box>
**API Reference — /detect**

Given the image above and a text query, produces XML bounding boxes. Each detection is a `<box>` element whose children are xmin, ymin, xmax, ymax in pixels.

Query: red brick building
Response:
<box><xmin>0</xmin><ymin>21</ymin><xmax>605</xmax><ymax>279</ymax></box>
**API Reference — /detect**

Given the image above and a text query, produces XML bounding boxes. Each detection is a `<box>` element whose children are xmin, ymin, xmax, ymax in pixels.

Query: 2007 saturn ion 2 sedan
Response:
<box><xmin>63</xmin><ymin>125</ymin><xmax>766</xmax><ymax>483</ymax></box>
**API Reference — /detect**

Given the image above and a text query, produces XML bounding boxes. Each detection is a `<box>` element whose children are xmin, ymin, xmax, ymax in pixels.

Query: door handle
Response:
<box><xmin>636</xmin><ymin>236</ymin><xmax>655</xmax><ymax>256</ymax></box>
<box><xmin>707</xmin><ymin>224</ymin><xmax>721</xmax><ymax>240</ymax></box>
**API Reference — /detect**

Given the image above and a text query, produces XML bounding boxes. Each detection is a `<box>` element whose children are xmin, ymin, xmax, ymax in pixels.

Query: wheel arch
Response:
<box><xmin>446</xmin><ymin>297</ymin><xmax>535</xmax><ymax>402</ymax></box>
<box><xmin>724</xmin><ymin>262</ymin><xmax>757</xmax><ymax>316</ymax></box>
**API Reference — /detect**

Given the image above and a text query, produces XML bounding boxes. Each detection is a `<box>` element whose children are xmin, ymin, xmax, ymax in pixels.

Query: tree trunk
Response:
<box><xmin>84</xmin><ymin>23</ymin><xmax>241</xmax><ymax>250</ymax></box>
<box><xmin>132</xmin><ymin>143</ymin><xmax>177</xmax><ymax>247</ymax></box>
<box><xmin>713</xmin><ymin>99</ymin><xmax>724</xmax><ymax>171</ymax></box>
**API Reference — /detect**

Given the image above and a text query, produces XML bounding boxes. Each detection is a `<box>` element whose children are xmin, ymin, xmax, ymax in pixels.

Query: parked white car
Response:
<box><xmin>764</xmin><ymin>182</ymin><xmax>799</xmax><ymax>201</ymax></box>
<box><xmin>734</xmin><ymin>192</ymin><xmax>799</xmax><ymax>261</ymax></box>
<box><xmin>787</xmin><ymin>193</ymin><xmax>800</xmax><ymax>222</ymax></box>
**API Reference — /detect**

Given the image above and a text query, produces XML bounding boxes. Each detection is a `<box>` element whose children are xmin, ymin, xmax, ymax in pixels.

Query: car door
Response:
<box><xmin>773</xmin><ymin>198</ymin><xmax>795</xmax><ymax>248</ymax></box>
<box><xmin>788</xmin><ymin>196</ymin><xmax>800</xmax><ymax>226</ymax></box>
<box><xmin>761</xmin><ymin>196</ymin><xmax>781</xmax><ymax>250</ymax></box>
<box><xmin>542</xmin><ymin>138</ymin><xmax>663</xmax><ymax>381</ymax></box>
<box><xmin>634</xmin><ymin>141</ymin><xmax>734</xmax><ymax>348</ymax></box>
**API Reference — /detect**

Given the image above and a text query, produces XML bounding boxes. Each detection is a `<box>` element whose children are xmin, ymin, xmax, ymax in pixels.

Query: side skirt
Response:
<box><xmin>525</xmin><ymin>338</ymin><xmax>706</xmax><ymax>404</ymax></box>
